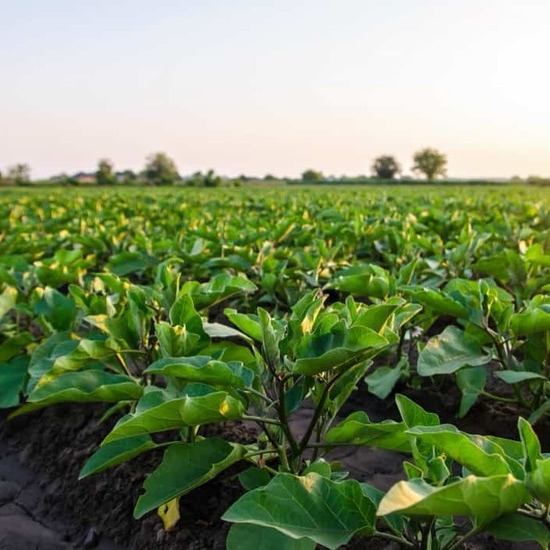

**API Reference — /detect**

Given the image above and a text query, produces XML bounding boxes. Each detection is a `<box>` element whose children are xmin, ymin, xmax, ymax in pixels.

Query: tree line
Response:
<box><xmin>302</xmin><ymin>148</ymin><xmax>447</xmax><ymax>183</ymax></box>
<box><xmin>2</xmin><ymin>148</ymin><xmax>548</xmax><ymax>186</ymax></box>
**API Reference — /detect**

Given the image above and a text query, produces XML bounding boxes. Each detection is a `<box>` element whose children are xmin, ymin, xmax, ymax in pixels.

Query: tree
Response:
<box><xmin>7</xmin><ymin>164</ymin><xmax>31</xmax><ymax>186</ymax></box>
<box><xmin>96</xmin><ymin>158</ymin><xmax>116</xmax><ymax>186</ymax></box>
<box><xmin>143</xmin><ymin>152</ymin><xmax>179</xmax><ymax>186</ymax></box>
<box><xmin>301</xmin><ymin>169</ymin><xmax>324</xmax><ymax>183</ymax></box>
<box><xmin>203</xmin><ymin>169</ymin><xmax>222</xmax><ymax>187</ymax></box>
<box><xmin>371</xmin><ymin>155</ymin><xmax>401</xmax><ymax>180</ymax></box>
<box><xmin>412</xmin><ymin>148</ymin><xmax>447</xmax><ymax>181</ymax></box>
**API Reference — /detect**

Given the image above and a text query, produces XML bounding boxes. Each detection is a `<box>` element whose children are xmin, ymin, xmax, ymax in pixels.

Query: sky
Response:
<box><xmin>1</xmin><ymin>0</ymin><xmax>549</xmax><ymax>180</ymax></box>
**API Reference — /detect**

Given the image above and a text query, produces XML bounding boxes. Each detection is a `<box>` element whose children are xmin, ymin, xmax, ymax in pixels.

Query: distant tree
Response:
<box><xmin>143</xmin><ymin>152</ymin><xmax>179</xmax><ymax>185</ymax></box>
<box><xmin>96</xmin><ymin>158</ymin><xmax>116</xmax><ymax>186</ymax></box>
<box><xmin>118</xmin><ymin>169</ymin><xmax>138</xmax><ymax>185</ymax></box>
<box><xmin>263</xmin><ymin>174</ymin><xmax>277</xmax><ymax>181</ymax></box>
<box><xmin>203</xmin><ymin>169</ymin><xmax>222</xmax><ymax>187</ymax></box>
<box><xmin>371</xmin><ymin>155</ymin><xmax>401</xmax><ymax>180</ymax></box>
<box><xmin>302</xmin><ymin>169</ymin><xmax>324</xmax><ymax>183</ymax></box>
<box><xmin>412</xmin><ymin>148</ymin><xmax>447</xmax><ymax>181</ymax></box>
<box><xmin>7</xmin><ymin>164</ymin><xmax>31</xmax><ymax>186</ymax></box>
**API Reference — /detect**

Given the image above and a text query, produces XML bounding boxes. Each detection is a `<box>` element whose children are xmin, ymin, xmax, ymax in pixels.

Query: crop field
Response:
<box><xmin>1</xmin><ymin>185</ymin><xmax>550</xmax><ymax>549</ymax></box>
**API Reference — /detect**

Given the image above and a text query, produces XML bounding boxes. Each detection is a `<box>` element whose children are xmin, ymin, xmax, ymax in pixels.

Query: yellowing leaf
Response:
<box><xmin>158</xmin><ymin>497</ymin><xmax>180</xmax><ymax>530</ymax></box>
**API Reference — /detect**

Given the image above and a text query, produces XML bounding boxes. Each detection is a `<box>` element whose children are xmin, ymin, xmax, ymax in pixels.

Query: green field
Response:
<box><xmin>1</xmin><ymin>185</ymin><xmax>550</xmax><ymax>548</ymax></box>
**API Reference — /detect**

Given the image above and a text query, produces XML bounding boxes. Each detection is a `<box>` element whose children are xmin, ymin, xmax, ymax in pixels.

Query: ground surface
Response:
<box><xmin>0</xmin><ymin>381</ymin><xmax>544</xmax><ymax>549</ymax></box>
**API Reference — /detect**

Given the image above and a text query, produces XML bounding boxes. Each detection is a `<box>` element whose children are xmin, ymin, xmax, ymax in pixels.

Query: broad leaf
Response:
<box><xmin>378</xmin><ymin>475</ymin><xmax>529</xmax><ymax>524</ymax></box>
<box><xmin>487</xmin><ymin>513</ymin><xmax>550</xmax><ymax>549</ymax></box>
<box><xmin>80</xmin><ymin>435</ymin><xmax>157</xmax><ymax>478</ymax></box>
<box><xmin>102</xmin><ymin>391</ymin><xmax>244</xmax><ymax>444</ymax></box>
<box><xmin>223</xmin><ymin>473</ymin><xmax>376</xmax><ymax>550</ymax></box>
<box><xmin>417</xmin><ymin>326</ymin><xmax>491</xmax><ymax>376</ymax></box>
<box><xmin>325</xmin><ymin>412</ymin><xmax>410</xmax><ymax>452</ymax></box>
<box><xmin>227</xmin><ymin>524</ymin><xmax>315</xmax><ymax>550</ymax></box>
<box><xmin>134</xmin><ymin>438</ymin><xmax>246</xmax><ymax>518</ymax></box>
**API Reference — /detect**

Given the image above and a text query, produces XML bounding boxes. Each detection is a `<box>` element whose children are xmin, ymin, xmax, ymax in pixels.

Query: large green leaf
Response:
<box><xmin>227</xmin><ymin>524</ymin><xmax>315</xmax><ymax>550</ymax></box>
<box><xmin>378</xmin><ymin>475</ymin><xmax>529</xmax><ymax>524</ymax></box>
<box><xmin>223</xmin><ymin>473</ymin><xmax>376</xmax><ymax>550</ymax></box>
<box><xmin>510</xmin><ymin>309</ymin><xmax>550</xmax><ymax>336</ymax></box>
<box><xmin>134</xmin><ymin>438</ymin><xmax>246</xmax><ymax>518</ymax></box>
<box><xmin>294</xmin><ymin>326</ymin><xmax>387</xmax><ymax>376</ymax></box>
<box><xmin>79</xmin><ymin>435</ymin><xmax>157</xmax><ymax>478</ymax></box>
<box><xmin>144</xmin><ymin>356</ymin><xmax>253</xmax><ymax>388</ymax></box>
<box><xmin>487</xmin><ymin>513</ymin><xmax>550</xmax><ymax>549</ymax></box>
<box><xmin>325</xmin><ymin>412</ymin><xmax>410</xmax><ymax>452</ymax></box>
<box><xmin>402</xmin><ymin>287</ymin><xmax>468</xmax><ymax>319</ymax></box>
<box><xmin>102</xmin><ymin>391</ymin><xmax>244</xmax><ymax>444</ymax></box>
<box><xmin>34</xmin><ymin>287</ymin><xmax>77</xmax><ymax>331</ymax></box>
<box><xmin>407</xmin><ymin>425</ymin><xmax>513</xmax><ymax>477</ymax></box>
<box><xmin>12</xmin><ymin>370</ymin><xmax>142</xmax><ymax>416</ymax></box>
<box><xmin>417</xmin><ymin>325</ymin><xmax>491</xmax><ymax>376</ymax></box>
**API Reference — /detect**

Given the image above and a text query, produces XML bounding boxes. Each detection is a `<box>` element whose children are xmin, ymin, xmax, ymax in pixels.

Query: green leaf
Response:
<box><xmin>227</xmin><ymin>524</ymin><xmax>315</xmax><ymax>550</ymax></box>
<box><xmin>102</xmin><ymin>391</ymin><xmax>245</xmax><ymax>444</ymax></box>
<box><xmin>238</xmin><ymin>467</ymin><xmax>271</xmax><ymax>490</ymax></box>
<box><xmin>294</xmin><ymin>327</ymin><xmax>387</xmax><ymax>376</ymax></box>
<box><xmin>134</xmin><ymin>438</ymin><xmax>246</xmax><ymax>518</ymax></box>
<box><xmin>107</xmin><ymin>251</ymin><xmax>151</xmax><ymax>276</ymax></box>
<box><xmin>0</xmin><ymin>286</ymin><xmax>17</xmax><ymax>321</ymax></box>
<box><xmin>364</xmin><ymin>364</ymin><xmax>403</xmax><ymax>400</ymax></box>
<box><xmin>402</xmin><ymin>287</ymin><xmax>468</xmax><ymax>319</ymax></box>
<box><xmin>417</xmin><ymin>326</ymin><xmax>491</xmax><ymax>376</ymax></box>
<box><xmin>12</xmin><ymin>370</ymin><xmax>143</xmax><ymax>416</ymax></box>
<box><xmin>456</xmin><ymin>366</ymin><xmax>487</xmax><ymax>417</ymax></box>
<box><xmin>378</xmin><ymin>475</ymin><xmax>529</xmax><ymax>524</ymax></box>
<box><xmin>79</xmin><ymin>435</ymin><xmax>157</xmax><ymax>478</ymax></box>
<box><xmin>0</xmin><ymin>332</ymin><xmax>33</xmax><ymax>362</ymax></box>
<box><xmin>224</xmin><ymin>309</ymin><xmax>263</xmax><ymax>341</ymax></box>
<box><xmin>325</xmin><ymin>412</ymin><xmax>410</xmax><ymax>452</ymax></box>
<box><xmin>487</xmin><ymin>513</ymin><xmax>550</xmax><ymax>549</ymax></box>
<box><xmin>223</xmin><ymin>473</ymin><xmax>376</xmax><ymax>550</ymax></box>
<box><xmin>496</xmin><ymin>370</ymin><xmax>546</xmax><ymax>384</ymax></box>
<box><xmin>258</xmin><ymin>308</ymin><xmax>282</xmax><ymax>370</ymax></box>
<box><xmin>144</xmin><ymin>356</ymin><xmax>252</xmax><ymax>388</ymax></box>
<box><xmin>406</xmin><ymin>425</ymin><xmax>512</xmax><ymax>476</ymax></box>
<box><xmin>34</xmin><ymin>287</ymin><xmax>77</xmax><ymax>331</ymax></box>
<box><xmin>510</xmin><ymin>309</ymin><xmax>550</xmax><ymax>336</ymax></box>
<box><xmin>518</xmin><ymin>417</ymin><xmax>542</xmax><ymax>472</ymax></box>
<box><xmin>527</xmin><ymin>457</ymin><xmax>550</xmax><ymax>504</ymax></box>
<box><xmin>0</xmin><ymin>356</ymin><xmax>28</xmax><ymax>408</ymax></box>
<box><xmin>395</xmin><ymin>394</ymin><xmax>440</xmax><ymax>428</ymax></box>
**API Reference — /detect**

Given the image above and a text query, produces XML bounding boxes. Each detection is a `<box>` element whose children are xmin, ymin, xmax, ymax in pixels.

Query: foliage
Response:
<box><xmin>412</xmin><ymin>148</ymin><xmax>447</xmax><ymax>180</ymax></box>
<box><xmin>0</xmin><ymin>185</ymin><xmax>549</xmax><ymax>547</ymax></box>
<box><xmin>371</xmin><ymin>155</ymin><xmax>401</xmax><ymax>180</ymax></box>
<box><xmin>95</xmin><ymin>158</ymin><xmax>116</xmax><ymax>186</ymax></box>
<box><xmin>301</xmin><ymin>169</ymin><xmax>324</xmax><ymax>183</ymax></box>
<box><xmin>143</xmin><ymin>152</ymin><xmax>179</xmax><ymax>186</ymax></box>
<box><xmin>6</xmin><ymin>163</ymin><xmax>31</xmax><ymax>186</ymax></box>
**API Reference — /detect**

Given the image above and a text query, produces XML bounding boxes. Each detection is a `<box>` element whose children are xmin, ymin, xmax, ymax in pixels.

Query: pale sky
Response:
<box><xmin>1</xmin><ymin>0</ymin><xmax>549</xmax><ymax>179</ymax></box>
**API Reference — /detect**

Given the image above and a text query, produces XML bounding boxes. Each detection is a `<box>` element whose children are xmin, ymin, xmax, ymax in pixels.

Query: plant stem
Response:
<box><xmin>374</xmin><ymin>531</ymin><xmax>415</xmax><ymax>548</ymax></box>
<box><xmin>446</xmin><ymin>527</ymin><xmax>481</xmax><ymax>550</ymax></box>
<box><xmin>276</xmin><ymin>375</ymin><xmax>300</xmax><ymax>460</ymax></box>
<box><xmin>298</xmin><ymin>369</ymin><xmax>346</xmax><ymax>454</ymax></box>
<box><xmin>244</xmin><ymin>387</ymin><xmax>274</xmax><ymax>405</ymax></box>
<box><xmin>243</xmin><ymin>415</ymin><xmax>282</xmax><ymax>426</ymax></box>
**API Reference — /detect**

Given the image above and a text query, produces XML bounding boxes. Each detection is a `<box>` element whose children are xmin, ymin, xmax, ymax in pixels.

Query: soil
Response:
<box><xmin>0</xmin><ymin>381</ymin><xmax>545</xmax><ymax>549</ymax></box>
